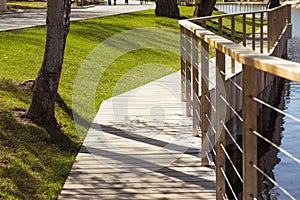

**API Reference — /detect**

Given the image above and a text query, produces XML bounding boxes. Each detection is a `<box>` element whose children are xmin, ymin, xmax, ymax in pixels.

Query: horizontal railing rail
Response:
<box><xmin>216</xmin><ymin>2</ymin><xmax>268</xmax><ymax>14</ymax></box>
<box><xmin>179</xmin><ymin>4</ymin><xmax>300</xmax><ymax>200</ymax></box>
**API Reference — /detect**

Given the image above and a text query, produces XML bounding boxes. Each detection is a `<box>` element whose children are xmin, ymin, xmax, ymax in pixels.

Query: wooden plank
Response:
<box><xmin>200</xmin><ymin>39</ymin><xmax>210</xmax><ymax>166</ymax></box>
<box><xmin>66</xmin><ymin>173</ymin><xmax>216</xmax><ymax>181</ymax></box>
<box><xmin>242</xmin><ymin>65</ymin><xmax>258</xmax><ymax>199</ymax></box>
<box><xmin>252</xmin><ymin>13</ymin><xmax>256</xmax><ymax>51</ymax></box>
<box><xmin>243</xmin><ymin>14</ymin><xmax>246</xmax><ymax>47</ymax></box>
<box><xmin>180</xmin><ymin>20</ymin><xmax>298</xmax><ymax>83</ymax></box>
<box><xmin>59</xmin><ymin>193</ymin><xmax>216</xmax><ymax>200</ymax></box>
<box><xmin>218</xmin><ymin>18</ymin><xmax>222</xmax><ymax>36</ymax></box>
<box><xmin>215</xmin><ymin>49</ymin><xmax>226</xmax><ymax>200</ymax></box>
<box><xmin>185</xmin><ymin>29</ymin><xmax>192</xmax><ymax>117</ymax></box>
<box><xmin>231</xmin><ymin>15</ymin><xmax>235</xmax><ymax>74</ymax></box>
<box><xmin>260</xmin><ymin>12</ymin><xmax>264</xmax><ymax>54</ymax></box>
<box><xmin>181</xmin><ymin>25</ymin><xmax>187</xmax><ymax>101</ymax></box>
<box><xmin>60</xmin><ymin>71</ymin><xmax>216</xmax><ymax>199</ymax></box>
<box><xmin>267</xmin><ymin>10</ymin><xmax>272</xmax><ymax>52</ymax></box>
<box><xmin>192</xmin><ymin>33</ymin><xmax>200</xmax><ymax>136</ymax></box>
<box><xmin>62</xmin><ymin>183</ymin><xmax>215</xmax><ymax>189</ymax></box>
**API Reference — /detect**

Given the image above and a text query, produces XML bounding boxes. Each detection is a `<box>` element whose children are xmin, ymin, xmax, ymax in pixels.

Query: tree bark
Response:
<box><xmin>0</xmin><ymin>0</ymin><xmax>7</xmax><ymax>12</ymax></box>
<box><xmin>268</xmin><ymin>0</ymin><xmax>280</xmax><ymax>9</ymax></box>
<box><xmin>194</xmin><ymin>0</ymin><xmax>216</xmax><ymax>17</ymax></box>
<box><xmin>26</xmin><ymin>0</ymin><xmax>71</xmax><ymax>126</ymax></box>
<box><xmin>155</xmin><ymin>0</ymin><xmax>180</xmax><ymax>19</ymax></box>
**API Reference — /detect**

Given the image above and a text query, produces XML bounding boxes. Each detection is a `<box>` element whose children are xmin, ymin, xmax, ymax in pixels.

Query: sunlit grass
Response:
<box><xmin>0</xmin><ymin>7</ymin><xmax>194</xmax><ymax>199</ymax></box>
<box><xmin>7</xmin><ymin>1</ymin><xmax>47</xmax><ymax>9</ymax></box>
<box><xmin>0</xmin><ymin>6</ymin><xmax>255</xmax><ymax>199</ymax></box>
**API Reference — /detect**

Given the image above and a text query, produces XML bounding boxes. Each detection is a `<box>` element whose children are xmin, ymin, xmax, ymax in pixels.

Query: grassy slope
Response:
<box><xmin>0</xmin><ymin>6</ymin><xmax>255</xmax><ymax>199</ymax></box>
<box><xmin>0</xmin><ymin>7</ymin><xmax>194</xmax><ymax>200</ymax></box>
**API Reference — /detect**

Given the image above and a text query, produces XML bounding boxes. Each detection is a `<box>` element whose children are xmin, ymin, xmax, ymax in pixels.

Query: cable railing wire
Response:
<box><xmin>220</xmin><ymin>94</ymin><xmax>243</xmax><ymax>122</ymax></box>
<box><xmin>253</xmin><ymin>130</ymin><xmax>300</xmax><ymax>165</ymax></box>
<box><xmin>204</xmin><ymin>131</ymin><xmax>217</xmax><ymax>157</ymax></box>
<box><xmin>204</xmin><ymin>74</ymin><xmax>215</xmax><ymax>86</ymax></box>
<box><xmin>194</xmin><ymin>108</ymin><xmax>201</xmax><ymax>119</ymax></box>
<box><xmin>205</xmin><ymin>151</ymin><xmax>216</xmax><ymax>170</ymax></box>
<box><xmin>221</xmin><ymin>167</ymin><xmax>239</xmax><ymax>200</ymax></box>
<box><xmin>253</xmin><ymin>96</ymin><xmax>300</xmax><ymax>124</ymax></box>
<box><xmin>253</xmin><ymin>164</ymin><xmax>296</xmax><ymax>200</ymax></box>
<box><xmin>221</xmin><ymin>193</ymin><xmax>229</xmax><ymax>200</ymax></box>
<box><xmin>220</xmin><ymin>70</ymin><xmax>243</xmax><ymax>92</ymax></box>
<box><xmin>205</xmin><ymin>113</ymin><xmax>217</xmax><ymax>134</ymax></box>
<box><xmin>205</xmin><ymin>94</ymin><xmax>216</xmax><ymax>112</ymax></box>
<box><xmin>220</xmin><ymin>143</ymin><xmax>244</xmax><ymax>183</ymax></box>
<box><xmin>220</xmin><ymin>120</ymin><xmax>243</xmax><ymax>154</ymax></box>
<box><xmin>201</xmin><ymin>123</ymin><xmax>217</xmax><ymax>157</ymax></box>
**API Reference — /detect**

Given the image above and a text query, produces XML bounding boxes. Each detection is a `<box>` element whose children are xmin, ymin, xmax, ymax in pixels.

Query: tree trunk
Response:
<box><xmin>155</xmin><ymin>0</ymin><xmax>180</xmax><ymax>19</ymax></box>
<box><xmin>268</xmin><ymin>0</ymin><xmax>280</xmax><ymax>9</ymax></box>
<box><xmin>26</xmin><ymin>0</ymin><xmax>71</xmax><ymax>126</ymax></box>
<box><xmin>194</xmin><ymin>0</ymin><xmax>216</xmax><ymax>17</ymax></box>
<box><xmin>0</xmin><ymin>0</ymin><xmax>7</xmax><ymax>12</ymax></box>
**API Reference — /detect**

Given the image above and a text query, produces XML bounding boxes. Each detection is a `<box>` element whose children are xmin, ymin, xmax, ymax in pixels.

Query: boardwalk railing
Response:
<box><xmin>179</xmin><ymin>4</ymin><xmax>300</xmax><ymax>199</ymax></box>
<box><xmin>216</xmin><ymin>2</ymin><xmax>268</xmax><ymax>14</ymax></box>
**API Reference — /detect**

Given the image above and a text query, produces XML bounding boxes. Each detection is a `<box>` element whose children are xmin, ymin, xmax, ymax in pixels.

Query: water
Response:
<box><xmin>219</xmin><ymin>6</ymin><xmax>300</xmax><ymax>199</ymax></box>
<box><xmin>269</xmin><ymin>7</ymin><xmax>300</xmax><ymax>199</ymax></box>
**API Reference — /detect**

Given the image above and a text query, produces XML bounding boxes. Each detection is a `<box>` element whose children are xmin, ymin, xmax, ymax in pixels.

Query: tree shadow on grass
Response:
<box><xmin>0</xmin><ymin>110</ymin><xmax>80</xmax><ymax>199</ymax></box>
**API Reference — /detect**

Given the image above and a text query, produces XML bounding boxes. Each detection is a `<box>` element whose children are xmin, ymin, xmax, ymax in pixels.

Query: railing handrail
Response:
<box><xmin>187</xmin><ymin>10</ymin><xmax>265</xmax><ymax>22</ymax></box>
<box><xmin>216</xmin><ymin>2</ymin><xmax>268</xmax><ymax>5</ymax></box>
<box><xmin>179</xmin><ymin>5</ymin><xmax>300</xmax><ymax>83</ymax></box>
<box><xmin>179</xmin><ymin>4</ymin><xmax>299</xmax><ymax>199</ymax></box>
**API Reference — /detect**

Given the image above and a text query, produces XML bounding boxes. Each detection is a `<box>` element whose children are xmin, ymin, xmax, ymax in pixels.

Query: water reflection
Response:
<box><xmin>268</xmin><ymin>8</ymin><xmax>300</xmax><ymax>199</ymax></box>
<box><xmin>225</xmin><ymin>7</ymin><xmax>300</xmax><ymax>200</ymax></box>
<box><xmin>257</xmin><ymin>78</ymin><xmax>288</xmax><ymax>200</ymax></box>
<box><xmin>225</xmin><ymin>77</ymin><xmax>288</xmax><ymax>200</ymax></box>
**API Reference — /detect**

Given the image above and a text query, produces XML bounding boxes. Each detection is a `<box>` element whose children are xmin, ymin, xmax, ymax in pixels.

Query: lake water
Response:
<box><xmin>269</xmin><ymin>7</ymin><xmax>300</xmax><ymax>199</ymax></box>
<box><xmin>216</xmin><ymin>6</ymin><xmax>300</xmax><ymax>199</ymax></box>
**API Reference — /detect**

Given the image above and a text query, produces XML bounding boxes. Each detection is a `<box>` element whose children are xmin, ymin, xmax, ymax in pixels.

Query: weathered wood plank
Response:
<box><xmin>59</xmin><ymin>72</ymin><xmax>216</xmax><ymax>199</ymax></box>
<box><xmin>59</xmin><ymin>193</ymin><xmax>216</xmax><ymax>200</ymax></box>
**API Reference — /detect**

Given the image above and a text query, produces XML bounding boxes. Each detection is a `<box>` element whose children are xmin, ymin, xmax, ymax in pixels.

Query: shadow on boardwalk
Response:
<box><xmin>59</xmin><ymin>72</ymin><xmax>216</xmax><ymax>199</ymax></box>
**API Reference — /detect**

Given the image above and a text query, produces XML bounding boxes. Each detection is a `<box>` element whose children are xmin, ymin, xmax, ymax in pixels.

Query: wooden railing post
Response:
<box><xmin>231</xmin><ymin>15</ymin><xmax>235</xmax><ymax>74</ymax></box>
<box><xmin>180</xmin><ymin>25</ymin><xmax>186</xmax><ymax>102</ymax></box>
<box><xmin>202</xmin><ymin>20</ymin><xmax>207</xmax><ymax>28</ymax></box>
<box><xmin>185</xmin><ymin>29</ymin><xmax>192</xmax><ymax>117</ymax></box>
<box><xmin>252</xmin><ymin>13</ymin><xmax>256</xmax><ymax>51</ymax></box>
<box><xmin>287</xmin><ymin>4</ymin><xmax>291</xmax><ymax>24</ymax></box>
<box><xmin>267</xmin><ymin>9</ymin><xmax>272</xmax><ymax>52</ymax></box>
<box><xmin>192</xmin><ymin>33</ymin><xmax>200</xmax><ymax>136</ymax></box>
<box><xmin>218</xmin><ymin>18</ymin><xmax>223</xmax><ymax>36</ymax></box>
<box><xmin>242</xmin><ymin>65</ymin><xmax>258</xmax><ymax>200</ymax></box>
<box><xmin>200</xmin><ymin>39</ymin><xmax>209</xmax><ymax>166</ymax></box>
<box><xmin>260</xmin><ymin>12</ymin><xmax>264</xmax><ymax>54</ymax></box>
<box><xmin>216</xmin><ymin>49</ymin><xmax>226</xmax><ymax>200</ymax></box>
<box><xmin>243</xmin><ymin>14</ymin><xmax>246</xmax><ymax>47</ymax></box>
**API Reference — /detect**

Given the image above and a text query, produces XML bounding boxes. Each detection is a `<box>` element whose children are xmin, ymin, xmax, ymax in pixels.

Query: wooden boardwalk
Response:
<box><xmin>59</xmin><ymin>72</ymin><xmax>216</xmax><ymax>199</ymax></box>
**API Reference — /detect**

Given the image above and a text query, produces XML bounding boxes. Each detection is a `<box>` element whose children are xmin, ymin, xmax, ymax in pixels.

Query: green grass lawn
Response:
<box><xmin>7</xmin><ymin>1</ymin><xmax>47</xmax><ymax>10</ymax></box>
<box><xmin>0</xmin><ymin>7</ymin><xmax>194</xmax><ymax>200</ymax></box>
<box><xmin>0</xmin><ymin>6</ymin><xmax>254</xmax><ymax>199</ymax></box>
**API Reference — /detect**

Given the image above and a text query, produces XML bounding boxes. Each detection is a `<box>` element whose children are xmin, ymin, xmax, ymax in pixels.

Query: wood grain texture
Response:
<box><xmin>59</xmin><ymin>72</ymin><xmax>216</xmax><ymax>199</ymax></box>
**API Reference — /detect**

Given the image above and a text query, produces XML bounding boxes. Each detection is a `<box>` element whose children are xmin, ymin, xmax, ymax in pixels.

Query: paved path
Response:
<box><xmin>59</xmin><ymin>72</ymin><xmax>216</xmax><ymax>199</ymax></box>
<box><xmin>0</xmin><ymin>1</ymin><xmax>154</xmax><ymax>31</ymax></box>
